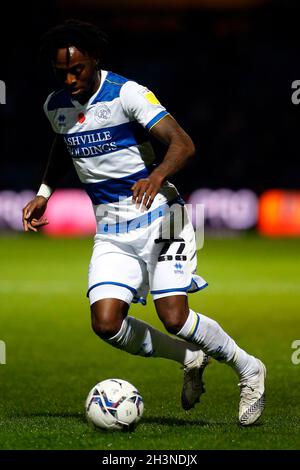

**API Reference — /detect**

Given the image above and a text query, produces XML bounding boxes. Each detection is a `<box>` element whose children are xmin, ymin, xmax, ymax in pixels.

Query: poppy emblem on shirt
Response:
<box><xmin>78</xmin><ymin>112</ymin><xmax>86</xmax><ymax>123</ymax></box>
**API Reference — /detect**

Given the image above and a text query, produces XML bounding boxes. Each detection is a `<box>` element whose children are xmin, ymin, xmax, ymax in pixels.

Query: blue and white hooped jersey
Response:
<box><xmin>44</xmin><ymin>70</ymin><xmax>180</xmax><ymax>230</ymax></box>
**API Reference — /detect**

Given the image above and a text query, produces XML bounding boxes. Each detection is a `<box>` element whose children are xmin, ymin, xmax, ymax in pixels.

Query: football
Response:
<box><xmin>85</xmin><ymin>378</ymin><xmax>144</xmax><ymax>431</ymax></box>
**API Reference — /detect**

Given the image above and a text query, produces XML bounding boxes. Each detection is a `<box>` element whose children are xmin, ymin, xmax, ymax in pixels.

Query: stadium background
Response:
<box><xmin>1</xmin><ymin>0</ymin><xmax>300</xmax><ymax>235</ymax></box>
<box><xmin>0</xmin><ymin>0</ymin><xmax>300</xmax><ymax>452</ymax></box>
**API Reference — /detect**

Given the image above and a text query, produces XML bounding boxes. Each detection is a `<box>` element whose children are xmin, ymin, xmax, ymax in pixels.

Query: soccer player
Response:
<box><xmin>22</xmin><ymin>19</ymin><xmax>266</xmax><ymax>425</ymax></box>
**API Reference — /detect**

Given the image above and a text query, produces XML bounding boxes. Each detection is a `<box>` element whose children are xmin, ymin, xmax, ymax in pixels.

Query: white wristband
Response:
<box><xmin>36</xmin><ymin>183</ymin><xmax>53</xmax><ymax>200</ymax></box>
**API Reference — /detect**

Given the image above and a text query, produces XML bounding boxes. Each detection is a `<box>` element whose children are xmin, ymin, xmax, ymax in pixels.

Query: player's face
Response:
<box><xmin>53</xmin><ymin>46</ymin><xmax>100</xmax><ymax>103</ymax></box>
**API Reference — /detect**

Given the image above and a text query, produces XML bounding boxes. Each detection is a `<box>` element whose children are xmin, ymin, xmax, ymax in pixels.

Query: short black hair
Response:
<box><xmin>40</xmin><ymin>18</ymin><xmax>108</xmax><ymax>62</ymax></box>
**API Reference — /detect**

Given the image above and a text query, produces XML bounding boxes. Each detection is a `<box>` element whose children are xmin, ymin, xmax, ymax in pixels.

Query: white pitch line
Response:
<box><xmin>0</xmin><ymin>280</ymin><xmax>85</xmax><ymax>294</ymax></box>
<box><xmin>207</xmin><ymin>281</ymin><xmax>300</xmax><ymax>294</ymax></box>
<box><xmin>0</xmin><ymin>280</ymin><xmax>299</xmax><ymax>295</ymax></box>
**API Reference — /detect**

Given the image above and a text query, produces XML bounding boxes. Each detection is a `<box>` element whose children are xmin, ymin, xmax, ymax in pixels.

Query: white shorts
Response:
<box><xmin>87</xmin><ymin>202</ymin><xmax>207</xmax><ymax>306</ymax></box>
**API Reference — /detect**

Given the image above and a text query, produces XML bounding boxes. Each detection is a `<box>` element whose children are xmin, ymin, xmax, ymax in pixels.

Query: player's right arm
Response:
<box><xmin>22</xmin><ymin>135</ymin><xmax>72</xmax><ymax>232</ymax></box>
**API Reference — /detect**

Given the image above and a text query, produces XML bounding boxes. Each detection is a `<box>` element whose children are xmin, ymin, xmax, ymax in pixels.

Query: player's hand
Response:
<box><xmin>22</xmin><ymin>196</ymin><xmax>49</xmax><ymax>232</ymax></box>
<box><xmin>131</xmin><ymin>172</ymin><xmax>165</xmax><ymax>211</ymax></box>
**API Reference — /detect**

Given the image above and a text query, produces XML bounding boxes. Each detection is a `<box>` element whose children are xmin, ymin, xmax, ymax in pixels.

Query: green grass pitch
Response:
<box><xmin>0</xmin><ymin>233</ymin><xmax>299</xmax><ymax>450</ymax></box>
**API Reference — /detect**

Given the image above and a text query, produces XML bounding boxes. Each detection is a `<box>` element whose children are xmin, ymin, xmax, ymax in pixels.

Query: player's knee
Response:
<box><xmin>91</xmin><ymin>314</ymin><xmax>120</xmax><ymax>339</ymax></box>
<box><xmin>163</xmin><ymin>314</ymin><xmax>186</xmax><ymax>334</ymax></box>
<box><xmin>156</xmin><ymin>297</ymin><xmax>189</xmax><ymax>334</ymax></box>
<box><xmin>92</xmin><ymin>318</ymin><xmax>112</xmax><ymax>339</ymax></box>
<box><xmin>159</xmin><ymin>307</ymin><xmax>185</xmax><ymax>334</ymax></box>
<box><xmin>91</xmin><ymin>301</ymin><xmax>126</xmax><ymax>339</ymax></box>
<box><xmin>90</xmin><ymin>298</ymin><xmax>129</xmax><ymax>339</ymax></box>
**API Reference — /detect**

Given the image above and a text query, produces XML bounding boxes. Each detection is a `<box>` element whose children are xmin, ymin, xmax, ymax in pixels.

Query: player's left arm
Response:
<box><xmin>131</xmin><ymin>115</ymin><xmax>195</xmax><ymax>209</ymax></box>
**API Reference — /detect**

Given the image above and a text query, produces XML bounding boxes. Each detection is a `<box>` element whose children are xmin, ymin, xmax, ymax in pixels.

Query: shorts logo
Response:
<box><xmin>94</xmin><ymin>104</ymin><xmax>111</xmax><ymax>123</ymax></box>
<box><xmin>174</xmin><ymin>263</ymin><xmax>183</xmax><ymax>270</ymax></box>
<box><xmin>174</xmin><ymin>262</ymin><xmax>184</xmax><ymax>274</ymax></box>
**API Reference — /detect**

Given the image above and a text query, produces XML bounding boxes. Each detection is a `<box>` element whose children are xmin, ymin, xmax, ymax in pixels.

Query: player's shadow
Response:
<box><xmin>142</xmin><ymin>416</ymin><xmax>209</xmax><ymax>426</ymax></box>
<box><xmin>16</xmin><ymin>413</ymin><xmax>264</xmax><ymax>428</ymax></box>
<box><xmin>22</xmin><ymin>413</ymin><xmax>209</xmax><ymax>426</ymax></box>
<box><xmin>142</xmin><ymin>416</ymin><xmax>265</xmax><ymax>427</ymax></box>
<box><xmin>22</xmin><ymin>413</ymin><xmax>207</xmax><ymax>426</ymax></box>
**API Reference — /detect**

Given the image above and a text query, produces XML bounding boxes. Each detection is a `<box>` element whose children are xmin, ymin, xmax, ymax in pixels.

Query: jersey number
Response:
<box><xmin>154</xmin><ymin>238</ymin><xmax>187</xmax><ymax>262</ymax></box>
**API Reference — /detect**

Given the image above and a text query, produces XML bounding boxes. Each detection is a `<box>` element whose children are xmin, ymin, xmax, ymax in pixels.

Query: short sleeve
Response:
<box><xmin>120</xmin><ymin>81</ymin><xmax>169</xmax><ymax>130</ymax></box>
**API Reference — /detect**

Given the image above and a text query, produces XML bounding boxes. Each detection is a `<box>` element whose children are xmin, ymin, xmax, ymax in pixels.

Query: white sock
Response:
<box><xmin>106</xmin><ymin>316</ymin><xmax>200</xmax><ymax>366</ymax></box>
<box><xmin>177</xmin><ymin>309</ymin><xmax>258</xmax><ymax>379</ymax></box>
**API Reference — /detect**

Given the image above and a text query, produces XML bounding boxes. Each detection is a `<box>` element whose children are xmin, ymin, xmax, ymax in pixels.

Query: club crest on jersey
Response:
<box><xmin>94</xmin><ymin>104</ymin><xmax>111</xmax><ymax>123</ymax></box>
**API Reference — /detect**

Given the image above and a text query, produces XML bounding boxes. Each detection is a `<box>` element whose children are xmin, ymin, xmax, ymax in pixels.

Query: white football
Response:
<box><xmin>85</xmin><ymin>378</ymin><xmax>144</xmax><ymax>431</ymax></box>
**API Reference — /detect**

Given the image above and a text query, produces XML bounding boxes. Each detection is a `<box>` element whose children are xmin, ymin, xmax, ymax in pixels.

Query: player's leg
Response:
<box><xmin>88</xmin><ymin>240</ymin><xmax>203</xmax><ymax>366</ymax></box>
<box><xmin>154</xmin><ymin>294</ymin><xmax>266</xmax><ymax>426</ymax></box>
<box><xmin>90</xmin><ymin>293</ymin><xmax>203</xmax><ymax>365</ymax></box>
<box><xmin>144</xmin><ymin>203</ymin><xmax>211</xmax><ymax>410</ymax></box>
<box><xmin>149</xmin><ymin>291</ymin><xmax>210</xmax><ymax>411</ymax></box>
